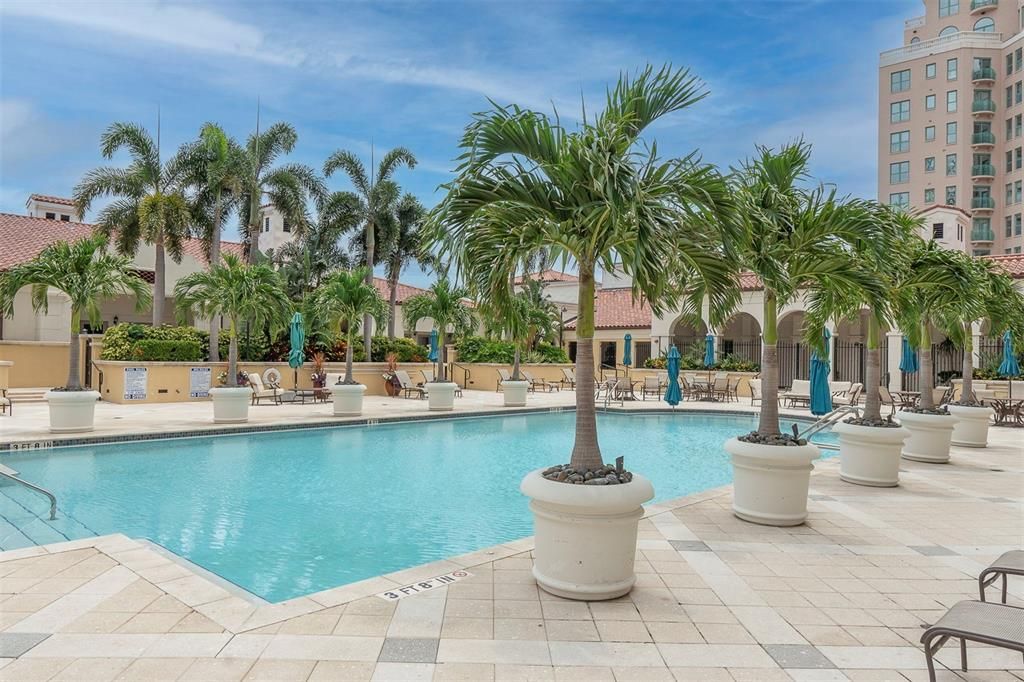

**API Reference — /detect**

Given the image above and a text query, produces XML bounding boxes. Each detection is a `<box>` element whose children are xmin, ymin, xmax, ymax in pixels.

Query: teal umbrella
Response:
<box><xmin>287</xmin><ymin>312</ymin><xmax>304</xmax><ymax>389</ymax></box>
<box><xmin>809</xmin><ymin>328</ymin><xmax>832</xmax><ymax>416</ymax></box>
<box><xmin>664</xmin><ymin>345</ymin><xmax>681</xmax><ymax>407</ymax></box>
<box><xmin>428</xmin><ymin>329</ymin><xmax>439</xmax><ymax>362</ymax></box>
<box><xmin>899</xmin><ymin>337</ymin><xmax>919</xmax><ymax>374</ymax></box>
<box><xmin>999</xmin><ymin>330</ymin><xmax>1020</xmax><ymax>400</ymax></box>
<box><xmin>703</xmin><ymin>334</ymin><xmax>715</xmax><ymax>368</ymax></box>
<box><xmin>622</xmin><ymin>333</ymin><xmax>632</xmax><ymax>368</ymax></box>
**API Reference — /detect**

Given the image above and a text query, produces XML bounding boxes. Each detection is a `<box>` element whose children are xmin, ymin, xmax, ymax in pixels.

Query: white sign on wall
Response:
<box><xmin>189</xmin><ymin>367</ymin><xmax>212</xmax><ymax>398</ymax></box>
<box><xmin>123</xmin><ymin>367</ymin><xmax>147</xmax><ymax>401</ymax></box>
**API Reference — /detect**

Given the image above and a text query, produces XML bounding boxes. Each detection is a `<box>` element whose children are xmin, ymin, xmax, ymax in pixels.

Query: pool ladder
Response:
<box><xmin>798</xmin><ymin>405</ymin><xmax>861</xmax><ymax>442</ymax></box>
<box><xmin>0</xmin><ymin>469</ymin><xmax>57</xmax><ymax>520</ymax></box>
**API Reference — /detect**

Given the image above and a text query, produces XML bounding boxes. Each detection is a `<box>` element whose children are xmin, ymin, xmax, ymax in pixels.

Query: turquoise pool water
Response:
<box><xmin>0</xmin><ymin>412</ymin><xmax>834</xmax><ymax>602</ymax></box>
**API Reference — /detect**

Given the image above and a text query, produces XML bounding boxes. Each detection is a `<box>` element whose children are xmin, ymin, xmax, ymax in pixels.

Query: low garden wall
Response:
<box><xmin>0</xmin><ymin>339</ymin><xmax>91</xmax><ymax>389</ymax></box>
<box><xmin>458</xmin><ymin>363</ymin><xmax>575</xmax><ymax>391</ymax></box>
<box><xmin>949</xmin><ymin>378</ymin><xmax>1018</xmax><ymax>400</ymax></box>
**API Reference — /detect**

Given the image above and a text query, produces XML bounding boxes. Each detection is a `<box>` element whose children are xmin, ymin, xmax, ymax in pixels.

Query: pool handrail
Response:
<box><xmin>0</xmin><ymin>469</ymin><xmax>57</xmax><ymax>520</ymax></box>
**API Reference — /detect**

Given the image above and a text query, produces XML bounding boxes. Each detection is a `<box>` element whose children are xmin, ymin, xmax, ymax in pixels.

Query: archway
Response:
<box><xmin>670</xmin><ymin>316</ymin><xmax>708</xmax><ymax>358</ymax></box>
<box><xmin>718</xmin><ymin>312</ymin><xmax>761</xmax><ymax>365</ymax></box>
<box><xmin>776</xmin><ymin>310</ymin><xmax>808</xmax><ymax>387</ymax></box>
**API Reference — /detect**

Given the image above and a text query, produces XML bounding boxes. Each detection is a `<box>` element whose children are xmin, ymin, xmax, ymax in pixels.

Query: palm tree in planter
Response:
<box><xmin>728</xmin><ymin>141</ymin><xmax>886</xmax><ymax>526</ymax></box>
<box><xmin>403</xmin><ymin>278</ymin><xmax>475</xmax><ymax>411</ymax></box>
<box><xmin>313</xmin><ymin>267</ymin><xmax>388</xmax><ymax>416</ymax></box>
<box><xmin>476</xmin><ymin>288</ymin><xmax>534</xmax><ymax>407</ymax></box>
<box><xmin>427</xmin><ymin>65</ymin><xmax>738</xmax><ymax>599</ymax></box>
<box><xmin>942</xmin><ymin>256</ymin><xmax>1024</xmax><ymax>448</ymax></box>
<box><xmin>174</xmin><ymin>253</ymin><xmax>292</xmax><ymax>423</ymax></box>
<box><xmin>0</xmin><ymin>236</ymin><xmax>151</xmax><ymax>432</ymax></box>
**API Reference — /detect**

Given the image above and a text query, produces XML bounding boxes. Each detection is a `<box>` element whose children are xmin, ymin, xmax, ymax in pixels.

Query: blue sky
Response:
<box><xmin>1</xmin><ymin>0</ymin><xmax>916</xmax><ymax>286</ymax></box>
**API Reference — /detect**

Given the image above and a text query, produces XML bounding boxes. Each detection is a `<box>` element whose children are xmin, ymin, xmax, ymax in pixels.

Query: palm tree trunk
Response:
<box><xmin>364</xmin><ymin>220</ymin><xmax>375</xmax><ymax>358</ymax></box>
<box><xmin>248</xmin><ymin>193</ymin><xmax>260</xmax><ymax>264</ymax></box>
<box><xmin>153</xmin><ymin>236</ymin><xmax>166</xmax><ymax>326</ymax></box>
<box><xmin>757</xmin><ymin>292</ymin><xmax>780</xmax><ymax>436</ymax></box>
<box><xmin>344</xmin><ymin>331</ymin><xmax>354</xmax><ymax>384</ymax></box>
<box><xmin>512</xmin><ymin>346</ymin><xmax>522</xmax><ymax>381</ymax></box>
<box><xmin>863</xmin><ymin>315</ymin><xmax>882</xmax><ymax>421</ymax></box>
<box><xmin>961</xmin><ymin>322</ymin><xmax>974</xmax><ymax>403</ymax></box>
<box><xmin>919</xmin><ymin>322</ymin><xmax>935</xmax><ymax>410</ymax></box>
<box><xmin>439</xmin><ymin>330</ymin><xmax>448</xmax><ymax>382</ymax></box>
<box><xmin>569</xmin><ymin>264</ymin><xmax>603</xmax><ymax>471</ymax></box>
<box><xmin>209</xmin><ymin>196</ymin><xmax>222</xmax><ymax>362</ymax></box>
<box><xmin>67</xmin><ymin>309</ymin><xmax>82</xmax><ymax>390</ymax></box>
<box><xmin>227</xmin><ymin>319</ymin><xmax>239</xmax><ymax>388</ymax></box>
<box><xmin>388</xmin><ymin>267</ymin><xmax>399</xmax><ymax>338</ymax></box>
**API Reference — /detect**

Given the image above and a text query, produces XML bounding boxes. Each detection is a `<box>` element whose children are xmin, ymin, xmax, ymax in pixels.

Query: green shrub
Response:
<box><xmin>129</xmin><ymin>339</ymin><xmax>203</xmax><ymax>362</ymax></box>
<box><xmin>456</xmin><ymin>336</ymin><xmax>568</xmax><ymax>364</ymax></box>
<box><xmin>101</xmin><ymin>324</ymin><xmax>209</xmax><ymax>360</ymax></box>
<box><xmin>354</xmin><ymin>336</ymin><xmax>429</xmax><ymax>363</ymax></box>
<box><xmin>533</xmin><ymin>343</ymin><xmax>569</xmax><ymax>363</ymax></box>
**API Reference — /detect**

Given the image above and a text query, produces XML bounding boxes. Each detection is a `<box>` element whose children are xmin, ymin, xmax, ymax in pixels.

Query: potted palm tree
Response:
<box><xmin>428</xmin><ymin>65</ymin><xmax>736</xmax><ymax>599</ymax></box>
<box><xmin>403</xmin><ymin>279</ymin><xmax>475</xmax><ymax>411</ymax></box>
<box><xmin>313</xmin><ymin>267</ymin><xmax>388</xmax><ymax>416</ymax></box>
<box><xmin>0</xmin><ymin>236</ymin><xmax>151</xmax><ymax>432</ymax></box>
<box><xmin>729</xmin><ymin>141</ymin><xmax>884</xmax><ymax>525</ymax></box>
<box><xmin>481</xmin><ymin>293</ymin><xmax>533</xmax><ymax>407</ymax></box>
<box><xmin>174</xmin><ymin>253</ymin><xmax>291</xmax><ymax>423</ymax></box>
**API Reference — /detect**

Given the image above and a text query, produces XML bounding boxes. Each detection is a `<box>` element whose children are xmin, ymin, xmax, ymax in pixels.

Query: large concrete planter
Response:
<box><xmin>44</xmin><ymin>390</ymin><xmax>100</xmax><ymax>433</ymax></box>
<box><xmin>899</xmin><ymin>411</ymin><xmax>956</xmax><ymax>463</ymax></box>
<box><xmin>208</xmin><ymin>386</ymin><xmax>251</xmax><ymax>424</ymax></box>
<box><xmin>520</xmin><ymin>468</ymin><xmax>654</xmax><ymax>600</ymax></box>
<box><xmin>725</xmin><ymin>437</ymin><xmax>820</xmax><ymax>527</ymax></box>
<box><xmin>948</xmin><ymin>404</ymin><xmax>994</xmax><ymax>448</ymax></box>
<box><xmin>503</xmin><ymin>380</ymin><xmax>530</xmax><ymax>407</ymax></box>
<box><xmin>834</xmin><ymin>421</ymin><xmax>909</xmax><ymax>487</ymax></box>
<box><xmin>331</xmin><ymin>383</ymin><xmax>366</xmax><ymax>416</ymax></box>
<box><xmin>427</xmin><ymin>382</ymin><xmax>457</xmax><ymax>411</ymax></box>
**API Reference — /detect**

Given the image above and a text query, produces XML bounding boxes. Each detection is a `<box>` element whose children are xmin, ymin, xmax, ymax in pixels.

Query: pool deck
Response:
<box><xmin>0</xmin><ymin>396</ymin><xmax>1022</xmax><ymax>680</ymax></box>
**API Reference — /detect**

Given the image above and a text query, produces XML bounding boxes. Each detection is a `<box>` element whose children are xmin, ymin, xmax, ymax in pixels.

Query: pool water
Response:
<box><xmin>0</xmin><ymin>412</ymin><xmax>834</xmax><ymax>602</ymax></box>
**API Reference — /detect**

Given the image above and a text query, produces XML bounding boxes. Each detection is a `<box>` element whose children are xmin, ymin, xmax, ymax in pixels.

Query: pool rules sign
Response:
<box><xmin>123</xmin><ymin>367</ymin><xmax>147</xmax><ymax>401</ymax></box>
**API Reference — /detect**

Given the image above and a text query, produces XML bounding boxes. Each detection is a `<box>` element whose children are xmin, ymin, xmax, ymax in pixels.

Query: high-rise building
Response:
<box><xmin>879</xmin><ymin>0</ymin><xmax>1024</xmax><ymax>255</ymax></box>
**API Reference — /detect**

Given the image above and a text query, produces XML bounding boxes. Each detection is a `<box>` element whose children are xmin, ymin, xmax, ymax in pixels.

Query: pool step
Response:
<box><xmin>0</xmin><ymin>484</ymin><xmax>96</xmax><ymax>552</ymax></box>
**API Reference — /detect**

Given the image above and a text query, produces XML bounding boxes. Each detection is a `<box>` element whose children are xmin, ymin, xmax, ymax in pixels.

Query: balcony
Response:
<box><xmin>971</xmin><ymin>0</ymin><xmax>998</xmax><ymax>14</ymax></box>
<box><xmin>971</xmin><ymin>228</ymin><xmax>995</xmax><ymax>242</ymax></box>
<box><xmin>971</xmin><ymin>196</ymin><xmax>996</xmax><ymax>209</ymax></box>
<box><xmin>880</xmin><ymin>31</ymin><xmax>1002</xmax><ymax>68</ymax></box>
<box><xmin>972</xmin><ymin>131</ymin><xmax>996</xmax><ymax>146</ymax></box>
<box><xmin>972</xmin><ymin>99</ymin><xmax>997</xmax><ymax>115</ymax></box>
<box><xmin>972</xmin><ymin>67</ymin><xmax>997</xmax><ymax>83</ymax></box>
<box><xmin>972</xmin><ymin>163</ymin><xmax>996</xmax><ymax>178</ymax></box>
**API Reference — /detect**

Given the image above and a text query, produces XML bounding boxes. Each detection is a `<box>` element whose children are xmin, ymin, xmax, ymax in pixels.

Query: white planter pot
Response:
<box><xmin>503</xmin><ymin>380</ymin><xmax>530</xmax><ymax>407</ymax></box>
<box><xmin>520</xmin><ymin>468</ymin><xmax>654</xmax><ymax>600</ymax></box>
<box><xmin>427</xmin><ymin>382</ymin><xmax>457</xmax><ymax>411</ymax></box>
<box><xmin>208</xmin><ymin>386</ymin><xmax>251</xmax><ymax>424</ymax></box>
<box><xmin>834</xmin><ymin>421</ymin><xmax>909</xmax><ymax>488</ymax></box>
<box><xmin>948</xmin><ymin>404</ymin><xmax>993</xmax><ymax>448</ymax></box>
<box><xmin>331</xmin><ymin>383</ymin><xmax>366</xmax><ymax>416</ymax></box>
<box><xmin>44</xmin><ymin>390</ymin><xmax>100</xmax><ymax>433</ymax></box>
<box><xmin>725</xmin><ymin>437</ymin><xmax>820</xmax><ymax>527</ymax></box>
<box><xmin>898</xmin><ymin>411</ymin><xmax>956</xmax><ymax>463</ymax></box>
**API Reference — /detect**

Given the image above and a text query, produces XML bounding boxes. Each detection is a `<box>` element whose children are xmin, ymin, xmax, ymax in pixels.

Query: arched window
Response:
<box><xmin>939</xmin><ymin>26</ymin><xmax>959</xmax><ymax>37</ymax></box>
<box><xmin>974</xmin><ymin>17</ymin><xmax>995</xmax><ymax>33</ymax></box>
<box><xmin>911</xmin><ymin>37</ymin><xmax>921</xmax><ymax>44</ymax></box>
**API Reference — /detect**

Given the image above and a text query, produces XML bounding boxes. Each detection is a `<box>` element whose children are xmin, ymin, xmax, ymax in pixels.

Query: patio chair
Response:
<box><xmin>560</xmin><ymin>367</ymin><xmax>576</xmax><ymax>390</ymax></box>
<box><xmin>522</xmin><ymin>370</ymin><xmax>559</xmax><ymax>392</ymax></box>
<box><xmin>641</xmin><ymin>375</ymin><xmax>661</xmax><ymax>400</ymax></box>
<box><xmin>711</xmin><ymin>376</ymin><xmax>730</xmax><ymax>401</ymax></box>
<box><xmin>748</xmin><ymin>378</ymin><xmax>762</xmax><ymax>406</ymax></box>
<box><xmin>394</xmin><ymin>370</ymin><xmax>427</xmax><ymax>399</ymax></box>
<box><xmin>830</xmin><ymin>381</ymin><xmax>852</xmax><ymax>397</ymax></box>
<box><xmin>934</xmin><ymin>386</ymin><xmax>952</xmax><ymax>406</ymax></box>
<box><xmin>878</xmin><ymin>385</ymin><xmax>898</xmax><ymax>416</ymax></box>
<box><xmin>496</xmin><ymin>368</ymin><xmax>512</xmax><ymax>392</ymax></box>
<box><xmin>781</xmin><ymin>379</ymin><xmax>811</xmax><ymax>407</ymax></box>
<box><xmin>595</xmin><ymin>376</ymin><xmax>617</xmax><ymax>401</ymax></box>
<box><xmin>420</xmin><ymin>368</ymin><xmax>434</xmax><ymax>386</ymax></box>
<box><xmin>920</xmin><ymin>600</ymin><xmax>1024</xmax><ymax>682</ymax></box>
<box><xmin>249</xmin><ymin>373</ymin><xmax>284</xmax><ymax>405</ymax></box>
<box><xmin>979</xmin><ymin>550</ymin><xmax>1024</xmax><ymax>604</ymax></box>
<box><xmin>1</xmin><ymin>388</ymin><xmax>10</xmax><ymax>415</ymax></box>
<box><xmin>832</xmin><ymin>383</ymin><xmax>863</xmax><ymax>406</ymax></box>
<box><xmin>726</xmin><ymin>377</ymin><xmax>741</xmax><ymax>403</ymax></box>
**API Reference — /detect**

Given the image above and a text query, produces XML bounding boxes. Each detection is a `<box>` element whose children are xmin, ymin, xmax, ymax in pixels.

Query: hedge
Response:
<box><xmin>455</xmin><ymin>337</ymin><xmax>569</xmax><ymax>364</ymax></box>
<box><xmin>101</xmin><ymin>324</ymin><xmax>207</xmax><ymax>360</ymax></box>
<box><xmin>129</xmin><ymin>339</ymin><xmax>203</xmax><ymax>362</ymax></box>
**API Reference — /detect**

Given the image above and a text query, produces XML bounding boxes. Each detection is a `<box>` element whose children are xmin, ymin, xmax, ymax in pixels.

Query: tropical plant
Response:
<box><xmin>173</xmin><ymin>253</ymin><xmax>292</xmax><ymax>387</ymax></box>
<box><xmin>384</xmin><ymin>194</ymin><xmax>434</xmax><ymax>337</ymax></box>
<box><xmin>428</xmin><ymin>65</ymin><xmax>737</xmax><ymax>471</ymax></box>
<box><xmin>731</xmin><ymin>141</ymin><xmax>885</xmax><ymax>438</ymax></box>
<box><xmin>516</xmin><ymin>278</ymin><xmax>561</xmax><ymax>348</ymax></box>
<box><xmin>236</xmin><ymin>122</ymin><xmax>325</xmax><ymax>260</ymax></box>
<box><xmin>271</xmin><ymin>191</ymin><xmax>358</xmax><ymax>299</ymax></box>
<box><xmin>73</xmin><ymin>122</ymin><xmax>196</xmax><ymax>326</ymax></box>
<box><xmin>323</xmin><ymin>146</ymin><xmax>417</xmax><ymax>355</ymax></box>
<box><xmin>0</xmin><ymin>236</ymin><xmax>152</xmax><ymax>390</ymax></box>
<box><xmin>403</xmin><ymin>279</ymin><xmax>476</xmax><ymax>381</ymax></box>
<box><xmin>312</xmin><ymin>267</ymin><xmax>388</xmax><ymax>384</ymax></box>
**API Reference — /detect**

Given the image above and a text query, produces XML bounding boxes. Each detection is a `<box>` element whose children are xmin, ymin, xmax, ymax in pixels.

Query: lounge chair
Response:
<box><xmin>560</xmin><ymin>368</ymin><xmax>576</xmax><ymax>390</ymax></box>
<box><xmin>1</xmin><ymin>388</ymin><xmax>10</xmax><ymax>415</ymax></box>
<box><xmin>496</xmin><ymin>368</ymin><xmax>512</xmax><ymax>392</ymax></box>
<box><xmin>979</xmin><ymin>550</ymin><xmax>1024</xmax><ymax>603</ymax></box>
<box><xmin>395</xmin><ymin>370</ymin><xmax>427</xmax><ymax>399</ymax></box>
<box><xmin>522</xmin><ymin>370</ymin><xmax>558</xmax><ymax>392</ymax></box>
<box><xmin>830</xmin><ymin>381</ymin><xmax>852</xmax><ymax>397</ymax></box>
<box><xmin>595</xmin><ymin>376</ymin><xmax>618</xmax><ymax>401</ymax></box>
<box><xmin>878</xmin><ymin>385</ymin><xmax>899</xmax><ymax>416</ymax></box>
<box><xmin>641</xmin><ymin>376</ymin><xmax>661</xmax><ymax>400</ymax></box>
<box><xmin>832</xmin><ymin>382</ymin><xmax>863</xmax><ymax>406</ymax></box>
<box><xmin>420</xmin><ymin>369</ymin><xmax>434</xmax><ymax>385</ymax></box>
<box><xmin>781</xmin><ymin>379</ymin><xmax>811</xmax><ymax>407</ymax></box>
<box><xmin>920</xmin><ymin>600</ymin><xmax>1024</xmax><ymax>682</ymax></box>
<box><xmin>749</xmin><ymin>378</ymin><xmax>762</xmax><ymax>406</ymax></box>
<box><xmin>249</xmin><ymin>373</ymin><xmax>284</xmax><ymax>405</ymax></box>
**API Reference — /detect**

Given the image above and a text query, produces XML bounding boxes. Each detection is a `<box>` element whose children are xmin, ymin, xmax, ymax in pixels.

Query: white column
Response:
<box><xmin>826</xmin><ymin>324</ymin><xmax>836</xmax><ymax>384</ymax></box>
<box><xmin>971</xmin><ymin>321</ymin><xmax>983</xmax><ymax>368</ymax></box>
<box><xmin>886</xmin><ymin>331</ymin><xmax>904</xmax><ymax>391</ymax></box>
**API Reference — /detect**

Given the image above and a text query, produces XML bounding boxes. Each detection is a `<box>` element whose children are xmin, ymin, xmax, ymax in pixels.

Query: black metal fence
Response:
<box><xmin>777</xmin><ymin>341</ymin><xmax>808</xmax><ymax>388</ymax></box>
<box><xmin>716</xmin><ymin>338</ymin><xmax>761</xmax><ymax>365</ymax></box>
<box><xmin>833</xmin><ymin>340</ymin><xmax>866</xmax><ymax>385</ymax></box>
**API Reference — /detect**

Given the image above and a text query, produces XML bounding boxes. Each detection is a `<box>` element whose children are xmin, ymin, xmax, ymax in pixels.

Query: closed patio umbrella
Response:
<box><xmin>287</xmin><ymin>312</ymin><xmax>304</xmax><ymax>389</ymax></box>
<box><xmin>664</xmin><ymin>345</ymin><xmax>681</xmax><ymax>407</ymax></box>
<box><xmin>428</xmin><ymin>329</ymin><xmax>439</xmax><ymax>378</ymax></box>
<box><xmin>809</xmin><ymin>328</ymin><xmax>832</xmax><ymax>416</ymax></box>
<box><xmin>703</xmin><ymin>334</ymin><xmax>715</xmax><ymax>368</ymax></box>
<box><xmin>899</xmin><ymin>336</ymin><xmax>919</xmax><ymax>374</ymax></box>
<box><xmin>999</xmin><ymin>330</ymin><xmax>1020</xmax><ymax>400</ymax></box>
<box><xmin>622</xmin><ymin>333</ymin><xmax>632</xmax><ymax>374</ymax></box>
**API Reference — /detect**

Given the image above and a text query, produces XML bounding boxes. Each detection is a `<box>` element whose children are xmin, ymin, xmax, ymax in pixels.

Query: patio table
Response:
<box><xmin>893</xmin><ymin>390</ymin><xmax>920</xmax><ymax>409</ymax></box>
<box><xmin>989</xmin><ymin>398</ymin><xmax>1024</xmax><ymax>426</ymax></box>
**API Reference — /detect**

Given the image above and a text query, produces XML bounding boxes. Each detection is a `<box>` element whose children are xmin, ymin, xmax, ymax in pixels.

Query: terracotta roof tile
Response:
<box><xmin>983</xmin><ymin>254</ymin><xmax>1024</xmax><ymax>278</ymax></box>
<box><xmin>738</xmin><ymin>271</ymin><xmax>762</xmax><ymax>291</ymax></box>
<box><xmin>372</xmin><ymin>277</ymin><xmax>476</xmax><ymax>308</ymax></box>
<box><xmin>564</xmin><ymin>288</ymin><xmax>651</xmax><ymax>330</ymax></box>
<box><xmin>27</xmin><ymin>194</ymin><xmax>75</xmax><ymax>207</ymax></box>
<box><xmin>514</xmin><ymin>269</ymin><xmax>579</xmax><ymax>284</ymax></box>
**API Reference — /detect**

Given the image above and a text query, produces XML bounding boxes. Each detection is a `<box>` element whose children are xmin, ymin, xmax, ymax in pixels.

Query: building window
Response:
<box><xmin>973</xmin><ymin>249</ymin><xmax>991</xmax><ymax>256</ymax></box>
<box><xmin>45</xmin><ymin>212</ymin><xmax>55</xmax><ymax>219</ymax></box>
<box><xmin>947</xmin><ymin>90</ymin><xmax>957</xmax><ymax>112</ymax></box>
<box><xmin>926</xmin><ymin>94</ymin><xmax>936</xmax><ymax>111</ymax></box>
<box><xmin>1007</xmin><ymin>118</ymin><xmax>1013</xmax><ymax>140</ymax></box>
<box><xmin>958</xmin><ymin>223</ymin><xmax>964</xmax><ymax>240</ymax></box>
<box><xmin>946</xmin><ymin>153</ymin><xmax>958</xmax><ymax>175</ymax></box>
<box><xmin>939</xmin><ymin>0</ymin><xmax>958</xmax><ymax>16</ymax></box>
<box><xmin>1017</xmin><ymin>213</ymin><xmax>1023</xmax><ymax>234</ymax></box>
<box><xmin>889</xmin><ymin>192</ymin><xmax>910</xmax><ymax>208</ymax></box>
<box><xmin>1007</xmin><ymin>182</ymin><xmax>1014</xmax><ymax>204</ymax></box>
<box><xmin>1017</xmin><ymin>48</ymin><xmax>1023</xmax><ymax>72</ymax></box>
<box><xmin>974</xmin><ymin>17</ymin><xmax>995</xmax><ymax>33</ymax></box>
<box><xmin>890</xmin><ymin>100</ymin><xmax>910</xmax><ymax>123</ymax></box>
<box><xmin>933</xmin><ymin>223</ymin><xmax>944</xmax><ymax>239</ymax></box>
<box><xmin>1007</xmin><ymin>216</ymin><xmax>1014</xmax><ymax>238</ymax></box>
<box><xmin>1016</xmin><ymin>180</ymin><xmax>1022</xmax><ymax>203</ymax></box>
<box><xmin>946</xmin><ymin>122</ymin><xmax>957</xmax><ymax>144</ymax></box>
<box><xmin>925</xmin><ymin>125</ymin><xmax>936</xmax><ymax>141</ymax></box>
<box><xmin>947</xmin><ymin>57</ymin><xmax>958</xmax><ymax>80</ymax></box>
<box><xmin>1017</xmin><ymin>81</ymin><xmax>1022</xmax><ymax>105</ymax></box>
<box><xmin>1017</xmin><ymin>114</ymin><xmax>1023</xmax><ymax>137</ymax></box>
<box><xmin>1017</xmin><ymin>146</ymin><xmax>1022</xmax><ymax>169</ymax></box>
<box><xmin>890</xmin><ymin>130</ymin><xmax>910</xmax><ymax>153</ymax></box>
<box><xmin>60</xmin><ymin>214</ymin><xmax>70</xmax><ymax>222</ymax></box>
<box><xmin>282</xmin><ymin>218</ymin><xmax>291</xmax><ymax>233</ymax></box>
<box><xmin>1008</xmin><ymin>86</ymin><xmax>1014</xmax><ymax>107</ymax></box>
<box><xmin>890</xmin><ymin>69</ymin><xmax>911</xmax><ymax>93</ymax></box>
<box><xmin>946</xmin><ymin>185</ymin><xmax>957</xmax><ymax>205</ymax></box>
<box><xmin>925</xmin><ymin>188</ymin><xmax>935</xmax><ymax>204</ymax></box>
<box><xmin>1008</xmin><ymin>152</ymin><xmax>1014</xmax><ymax>172</ymax></box>
<box><xmin>926</xmin><ymin>62</ymin><xmax>937</xmax><ymax>79</ymax></box>
<box><xmin>1009</xmin><ymin>54</ymin><xmax>1015</xmax><ymax>75</ymax></box>
<box><xmin>890</xmin><ymin>161</ymin><xmax>910</xmax><ymax>184</ymax></box>
<box><xmin>940</xmin><ymin>26</ymin><xmax>959</xmax><ymax>38</ymax></box>
<box><xmin>925</xmin><ymin>156</ymin><xmax>936</xmax><ymax>172</ymax></box>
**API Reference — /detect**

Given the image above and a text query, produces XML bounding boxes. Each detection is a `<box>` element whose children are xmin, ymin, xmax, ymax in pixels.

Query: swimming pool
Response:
<box><xmin>0</xmin><ymin>411</ymin><xmax>834</xmax><ymax>602</ymax></box>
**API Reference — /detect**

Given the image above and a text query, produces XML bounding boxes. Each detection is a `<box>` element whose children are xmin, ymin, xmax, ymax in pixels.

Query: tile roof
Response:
<box><xmin>983</xmin><ymin>254</ymin><xmax>1024</xmax><ymax>278</ymax></box>
<box><xmin>372</xmin><ymin>277</ymin><xmax>476</xmax><ymax>308</ymax></box>
<box><xmin>564</xmin><ymin>288</ymin><xmax>651</xmax><ymax>330</ymax></box>
<box><xmin>0</xmin><ymin>212</ymin><xmax>243</xmax><ymax>271</ymax></box>
<box><xmin>27</xmin><ymin>193</ymin><xmax>76</xmax><ymax>207</ymax></box>
<box><xmin>738</xmin><ymin>271</ymin><xmax>762</xmax><ymax>291</ymax></box>
<box><xmin>514</xmin><ymin>269</ymin><xmax>579</xmax><ymax>284</ymax></box>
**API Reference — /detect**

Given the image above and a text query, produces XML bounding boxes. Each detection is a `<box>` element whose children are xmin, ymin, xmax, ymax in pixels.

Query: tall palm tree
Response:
<box><xmin>313</xmin><ymin>268</ymin><xmax>388</xmax><ymax>384</ymax></box>
<box><xmin>323</xmin><ymin>146</ymin><xmax>417</xmax><ymax>356</ymax></box>
<box><xmin>731</xmin><ymin>141</ymin><xmax>885</xmax><ymax>438</ymax></box>
<box><xmin>236</xmin><ymin>122</ymin><xmax>324</xmax><ymax>262</ymax></box>
<box><xmin>428</xmin><ymin>65</ymin><xmax>738</xmax><ymax>471</ymax></box>
<box><xmin>272</xmin><ymin>190</ymin><xmax>360</xmax><ymax>298</ymax></box>
<box><xmin>173</xmin><ymin>253</ymin><xmax>292</xmax><ymax>387</ymax></box>
<box><xmin>74</xmin><ymin>122</ymin><xmax>194</xmax><ymax>326</ymax></box>
<box><xmin>517</xmin><ymin>278</ymin><xmax>560</xmax><ymax>348</ymax></box>
<box><xmin>0</xmin><ymin>236</ymin><xmax>152</xmax><ymax>390</ymax></box>
<box><xmin>403</xmin><ymin>279</ymin><xmax>475</xmax><ymax>382</ymax></box>
<box><xmin>384</xmin><ymin>194</ymin><xmax>433</xmax><ymax>337</ymax></box>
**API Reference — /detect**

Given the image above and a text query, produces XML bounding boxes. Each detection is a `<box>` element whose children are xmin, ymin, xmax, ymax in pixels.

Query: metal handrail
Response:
<box><xmin>448</xmin><ymin>362</ymin><xmax>471</xmax><ymax>389</ymax></box>
<box><xmin>798</xmin><ymin>405</ymin><xmax>861</xmax><ymax>441</ymax></box>
<box><xmin>0</xmin><ymin>471</ymin><xmax>57</xmax><ymax>520</ymax></box>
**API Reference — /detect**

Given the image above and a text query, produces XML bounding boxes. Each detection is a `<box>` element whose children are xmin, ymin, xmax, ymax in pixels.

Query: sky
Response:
<box><xmin>0</xmin><ymin>0</ymin><xmax>918</xmax><ymax>286</ymax></box>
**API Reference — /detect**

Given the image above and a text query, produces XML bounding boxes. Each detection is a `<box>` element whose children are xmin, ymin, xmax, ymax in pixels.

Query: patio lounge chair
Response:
<box><xmin>830</xmin><ymin>381</ymin><xmax>852</xmax><ymax>397</ymax></box>
<box><xmin>878</xmin><ymin>385</ymin><xmax>899</xmax><ymax>416</ymax></box>
<box><xmin>420</xmin><ymin>369</ymin><xmax>434</xmax><ymax>385</ymax></box>
<box><xmin>1</xmin><ymin>388</ymin><xmax>10</xmax><ymax>415</ymax></box>
<box><xmin>781</xmin><ymin>379</ymin><xmax>811</xmax><ymax>407</ymax></box>
<box><xmin>522</xmin><ymin>370</ymin><xmax>558</xmax><ymax>392</ymax></box>
<box><xmin>832</xmin><ymin>382</ymin><xmax>863</xmax><ymax>406</ymax></box>
<box><xmin>497</xmin><ymin>368</ymin><xmax>511</xmax><ymax>392</ymax></box>
<box><xmin>560</xmin><ymin>368</ymin><xmax>576</xmax><ymax>390</ymax></box>
<box><xmin>979</xmin><ymin>550</ymin><xmax>1024</xmax><ymax>603</ymax></box>
<box><xmin>920</xmin><ymin>600</ymin><xmax>1024</xmax><ymax>682</ymax></box>
<box><xmin>749</xmin><ymin>378</ymin><xmax>762</xmax><ymax>406</ymax></box>
<box><xmin>641</xmin><ymin>375</ymin><xmax>661</xmax><ymax>400</ymax></box>
<box><xmin>394</xmin><ymin>370</ymin><xmax>427</xmax><ymax>399</ymax></box>
<box><xmin>249</xmin><ymin>373</ymin><xmax>284</xmax><ymax>405</ymax></box>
